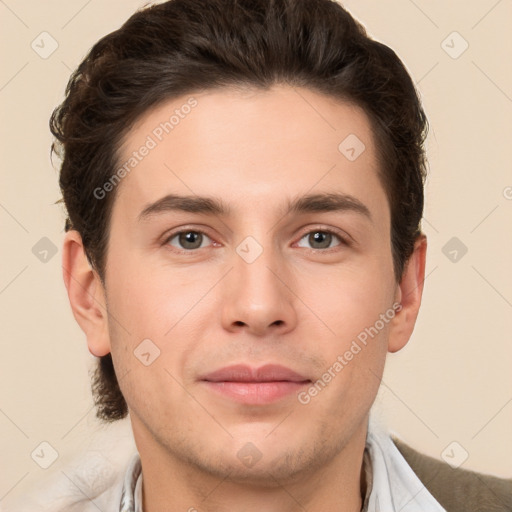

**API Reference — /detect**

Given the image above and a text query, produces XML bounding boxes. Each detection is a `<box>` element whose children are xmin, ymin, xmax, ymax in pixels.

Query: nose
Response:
<box><xmin>220</xmin><ymin>242</ymin><xmax>298</xmax><ymax>337</ymax></box>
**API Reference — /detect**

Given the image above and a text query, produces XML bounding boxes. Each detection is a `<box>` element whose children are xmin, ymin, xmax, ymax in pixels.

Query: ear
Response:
<box><xmin>62</xmin><ymin>230</ymin><xmax>111</xmax><ymax>357</ymax></box>
<box><xmin>387</xmin><ymin>234</ymin><xmax>427</xmax><ymax>353</ymax></box>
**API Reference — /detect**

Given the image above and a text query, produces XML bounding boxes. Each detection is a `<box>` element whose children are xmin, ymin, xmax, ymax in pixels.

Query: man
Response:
<box><xmin>11</xmin><ymin>0</ymin><xmax>512</xmax><ymax>510</ymax></box>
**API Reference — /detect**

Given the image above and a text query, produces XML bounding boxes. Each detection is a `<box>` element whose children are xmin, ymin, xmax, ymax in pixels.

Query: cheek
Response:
<box><xmin>105</xmin><ymin>250</ymin><xmax>196</xmax><ymax>336</ymax></box>
<box><xmin>106</xmin><ymin>275</ymin><xmax>162</xmax><ymax>339</ymax></box>
<box><xmin>104</xmin><ymin>254</ymin><xmax>219</xmax><ymax>386</ymax></box>
<box><xmin>299</xmin><ymin>270</ymin><xmax>391</xmax><ymax>417</ymax></box>
<box><xmin>294</xmin><ymin>256</ymin><xmax>396</xmax><ymax>344</ymax></box>
<box><xmin>291</xmin><ymin>254</ymin><xmax>394</xmax><ymax>407</ymax></box>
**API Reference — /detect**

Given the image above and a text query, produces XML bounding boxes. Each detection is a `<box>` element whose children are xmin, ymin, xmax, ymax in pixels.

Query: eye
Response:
<box><xmin>296</xmin><ymin>229</ymin><xmax>345</xmax><ymax>250</ymax></box>
<box><xmin>166</xmin><ymin>230</ymin><xmax>213</xmax><ymax>251</ymax></box>
<box><xmin>164</xmin><ymin>227</ymin><xmax>348</xmax><ymax>253</ymax></box>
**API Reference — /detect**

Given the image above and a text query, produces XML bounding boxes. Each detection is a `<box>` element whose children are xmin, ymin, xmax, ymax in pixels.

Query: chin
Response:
<box><xmin>202</xmin><ymin>452</ymin><xmax>313</xmax><ymax>487</ymax></box>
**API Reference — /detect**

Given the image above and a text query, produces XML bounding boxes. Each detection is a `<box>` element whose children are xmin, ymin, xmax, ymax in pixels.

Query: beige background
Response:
<box><xmin>1</xmin><ymin>0</ymin><xmax>511</xmax><ymax>505</ymax></box>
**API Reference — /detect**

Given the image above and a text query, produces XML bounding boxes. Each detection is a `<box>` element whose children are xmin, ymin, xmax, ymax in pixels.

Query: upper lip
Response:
<box><xmin>200</xmin><ymin>364</ymin><xmax>310</xmax><ymax>383</ymax></box>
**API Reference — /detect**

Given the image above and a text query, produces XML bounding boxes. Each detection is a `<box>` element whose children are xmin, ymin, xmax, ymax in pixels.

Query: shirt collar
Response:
<box><xmin>364</xmin><ymin>416</ymin><xmax>446</xmax><ymax>511</ymax></box>
<box><xmin>119</xmin><ymin>454</ymin><xmax>142</xmax><ymax>512</ymax></box>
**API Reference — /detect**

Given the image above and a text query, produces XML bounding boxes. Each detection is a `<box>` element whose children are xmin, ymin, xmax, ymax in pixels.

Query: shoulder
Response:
<box><xmin>392</xmin><ymin>437</ymin><xmax>512</xmax><ymax>512</ymax></box>
<box><xmin>2</xmin><ymin>466</ymin><xmax>125</xmax><ymax>512</ymax></box>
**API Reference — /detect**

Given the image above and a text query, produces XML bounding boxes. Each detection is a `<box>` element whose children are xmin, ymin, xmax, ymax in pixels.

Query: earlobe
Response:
<box><xmin>387</xmin><ymin>234</ymin><xmax>427</xmax><ymax>353</ymax></box>
<box><xmin>62</xmin><ymin>230</ymin><xmax>111</xmax><ymax>357</ymax></box>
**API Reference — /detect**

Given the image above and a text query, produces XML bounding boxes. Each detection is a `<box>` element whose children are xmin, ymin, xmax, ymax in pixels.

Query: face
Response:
<box><xmin>74</xmin><ymin>85</ymin><xmax>421</xmax><ymax>484</ymax></box>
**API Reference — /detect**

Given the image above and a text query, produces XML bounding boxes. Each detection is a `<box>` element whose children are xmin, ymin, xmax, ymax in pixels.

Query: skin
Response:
<box><xmin>63</xmin><ymin>84</ymin><xmax>427</xmax><ymax>512</ymax></box>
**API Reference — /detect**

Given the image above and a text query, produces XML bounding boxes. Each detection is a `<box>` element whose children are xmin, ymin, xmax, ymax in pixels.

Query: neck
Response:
<box><xmin>134</xmin><ymin>419</ymin><xmax>369</xmax><ymax>512</ymax></box>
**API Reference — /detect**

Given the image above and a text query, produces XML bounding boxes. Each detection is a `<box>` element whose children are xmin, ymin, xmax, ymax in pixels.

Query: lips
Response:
<box><xmin>200</xmin><ymin>364</ymin><xmax>310</xmax><ymax>383</ymax></box>
<box><xmin>199</xmin><ymin>364</ymin><xmax>311</xmax><ymax>404</ymax></box>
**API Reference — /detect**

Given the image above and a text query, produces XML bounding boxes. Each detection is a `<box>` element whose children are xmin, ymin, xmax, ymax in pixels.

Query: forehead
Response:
<box><xmin>112</xmin><ymin>84</ymin><xmax>388</xmax><ymax>224</ymax></box>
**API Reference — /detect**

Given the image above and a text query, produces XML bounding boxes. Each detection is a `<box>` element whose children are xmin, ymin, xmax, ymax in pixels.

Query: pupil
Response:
<box><xmin>311</xmin><ymin>231</ymin><xmax>331</xmax><ymax>249</ymax></box>
<box><xmin>180</xmin><ymin>231</ymin><xmax>201</xmax><ymax>249</ymax></box>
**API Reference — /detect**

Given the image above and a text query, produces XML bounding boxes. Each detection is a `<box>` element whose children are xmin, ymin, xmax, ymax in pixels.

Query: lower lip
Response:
<box><xmin>202</xmin><ymin>381</ymin><xmax>310</xmax><ymax>404</ymax></box>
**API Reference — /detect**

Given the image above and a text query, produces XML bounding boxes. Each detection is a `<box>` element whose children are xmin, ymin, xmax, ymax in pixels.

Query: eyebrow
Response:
<box><xmin>138</xmin><ymin>192</ymin><xmax>372</xmax><ymax>222</ymax></box>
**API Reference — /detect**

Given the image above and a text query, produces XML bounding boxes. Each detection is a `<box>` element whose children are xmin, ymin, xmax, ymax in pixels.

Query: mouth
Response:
<box><xmin>199</xmin><ymin>364</ymin><xmax>311</xmax><ymax>404</ymax></box>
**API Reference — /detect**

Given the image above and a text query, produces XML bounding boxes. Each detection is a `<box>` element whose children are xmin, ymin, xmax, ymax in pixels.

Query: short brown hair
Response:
<box><xmin>51</xmin><ymin>0</ymin><xmax>428</xmax><ymax>422</ymax></box>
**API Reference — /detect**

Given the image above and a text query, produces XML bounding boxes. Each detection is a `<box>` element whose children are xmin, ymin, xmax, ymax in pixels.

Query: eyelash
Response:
<box><xmin>163</xmin><ymin>226</ymin><xmax>350</xmax><ymax>254</ymax></box>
